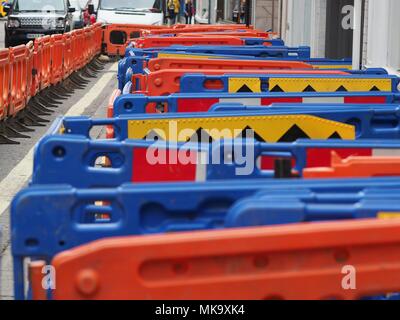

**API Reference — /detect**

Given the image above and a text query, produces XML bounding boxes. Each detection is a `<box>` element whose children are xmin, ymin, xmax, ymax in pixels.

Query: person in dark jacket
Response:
<box><xmin>184</xmin><ymin>0</ymin><xmax>194</xmax><ymax>25</ymax></box>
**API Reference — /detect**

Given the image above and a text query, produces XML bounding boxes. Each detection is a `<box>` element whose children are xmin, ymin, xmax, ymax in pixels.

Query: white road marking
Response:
<box><xmin>0</xmin><ymin>62</ymin><xmax>118</xmax><ymax>216</ymax></box>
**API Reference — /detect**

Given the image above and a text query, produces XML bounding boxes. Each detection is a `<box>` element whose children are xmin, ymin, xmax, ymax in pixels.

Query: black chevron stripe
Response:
<box><xmin>278</xmin><ymin>125</ymin><xmax>310</xmax><ymax>142</ymax></box>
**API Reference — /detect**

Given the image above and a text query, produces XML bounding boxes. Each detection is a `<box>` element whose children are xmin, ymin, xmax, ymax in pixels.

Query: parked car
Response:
<box><xmin>4</xmin><ymin>0</ymin><xmax>75</xmax><ymax>47</ymax></box>
<box><xmin>70</xmin><ymin>0</ymin><xmax>95</xmax><ymax>29</ymax></box>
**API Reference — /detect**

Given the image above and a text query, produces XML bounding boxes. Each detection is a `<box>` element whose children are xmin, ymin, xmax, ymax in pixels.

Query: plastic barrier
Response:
<box><xmin>61</xmin><ymin>111</ymin><xmax>356</xmax><ymax>143</ymax></box>
<box><xmin>127</xmin><ymin>45</ymin><xmax>312</xmax><ymax>59</ymax></box>
<box><xmin>36</xmin><ymin>36</ymin><xmax>52</xmax><ymax>91</ymax></box>
<box><xmin>12</xmin><ymin>178</ymin><xmax>400</xmax><ymax>299</ymax></box>
<box><xmin>303</xmin><ymin>153</ymin><xmax>400</xmax><ymax>178</ymax></box>
<box><xmin>31</xmin><ymin>135</ymin><xmax>400</xmax><ymax>186</ymax></box>
<box><xmin>0</xmin><ymin>48</ymin><xmax>10</xmax><ymax>121</ymax></box>
<box><xmin>118</xmin><ymin>57</ymin><xmax>316</xmax><ymax>90</ymax></box>
<box><xmin>63</xmin><ymin>33</ymin><xmax>73</xmax><ymax>80</ymax></box>
<box><xmin>130</xmin><ymin>70</ymin><xmax>349</xmax><ymax>96</ymax></box>
<box><xmin>112</xmin><ymin>92</ymin><xmax>399</xmax><ymax>116</ymax></box>
<box><xmin>179</xmin><ymin>74</ymin><xmax>399</xmax><ymax>95</ymax></box>
<box><xmin>29</xmin><ymin>219</ymin><xmax>400</xmax><ymax>300</ymax></box>
<box><xmin>72</xmin><ymin>29</ymin><xmax>85</xmax><ymax>71</ymax></box>
<box><xmin>9</xmin><ymin>45</ymin><xmax>28</xmax><ymax>117</ymax></box>
<box><xmin>132</xmin><ymin>36</ymin><xmax>246</xmax><ymax>48</ymax></box>
<box><xmin>102</xmin><ymin>24</ymin><xmax>165</xmax><ymax>56</ymax></box>
<box><xmin>50</xmin><ymin>34</ymin><xmax>65</xmax><ymax>86</ymax></box>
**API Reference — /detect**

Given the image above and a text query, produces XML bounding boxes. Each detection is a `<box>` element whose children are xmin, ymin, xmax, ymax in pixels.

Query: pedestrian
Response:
<box><xmin>239</xmin><ymin>0</ymin><xmax>246</xmax><ymax>24</ymax></box>
<box><xmin>167</xmin><ymin>0</ymin><xmax>180</xmax><ymax>25</ymax></box>
<box><xmin>184</xmin><ymin>0</ymin><xmax>194</xmax><ymax>25</ymax></box>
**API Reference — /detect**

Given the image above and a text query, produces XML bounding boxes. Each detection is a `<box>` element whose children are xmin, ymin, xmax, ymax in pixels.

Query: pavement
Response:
<box><xmin>0</xmin><ymin>47</ymin><xmax>119</xmax><ymax>299</ymax></box>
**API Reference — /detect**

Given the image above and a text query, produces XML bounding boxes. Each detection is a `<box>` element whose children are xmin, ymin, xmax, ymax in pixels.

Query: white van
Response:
<box><xmin>96</xmin><ymin>0</ymin><xmax>163</xmax><ymax>25</ymax></box>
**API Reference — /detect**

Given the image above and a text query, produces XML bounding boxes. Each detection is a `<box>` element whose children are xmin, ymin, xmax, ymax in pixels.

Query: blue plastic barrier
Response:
<box><xmin>12</xmin><ymin>178</ymin><xmax>400</xmax><ymax>299</ymax></box>
<box><xmin>112</xmin><ymin>92</ymin><xmax>400</xmax><ymax>116</ymax></box>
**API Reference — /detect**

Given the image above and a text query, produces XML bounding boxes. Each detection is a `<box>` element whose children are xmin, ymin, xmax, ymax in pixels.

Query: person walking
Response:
<box><xmin>184</xmin><ymin>0</ymin><xmax>194</xmax><ymax>25</ymax></box>
<box><xmin>168</xmin><ymin>0</ymin><xmax>181</xmax><ymax>25</ymax></box>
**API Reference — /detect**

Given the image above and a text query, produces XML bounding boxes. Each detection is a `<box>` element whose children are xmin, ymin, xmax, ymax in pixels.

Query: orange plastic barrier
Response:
<box><xmin>147</xmin><ymin>57</ymin><xmax>313</xmax><ymax>72</ymax></box>
<box><xmin>35</xmin><ymin>36</ymin><xmax>52</xmax><ymax>91</ymax></box>
<box><xmin>63</xmin><ymin>33</ymin><xmax>73</xmax><ymax>80</ymax></box>
<box><xmin>9</xmin><ymin>45</ymin><xmax>28</xmax><ymax>117</ymax></box>
<box><xmin>103</xmin><ymin>24</ymin><xmax>165</xmax><ymax>56</ymax></box>
<box><xmin>304</xmin><ymin>152</ymin><xmax>400</xmax><ymax>178</ymax></box>
<box><xmin>106</xmin><ymin>89</ymin><xmax>121</xmax><ymax>139</ymax></box>
<box><xmin>132</xmin><ymin>36</ymin><xmax>245</xmax><ymax>49</ymax></box>
<box><xmin>30</xmin><ymin>219</ymin><xmax>400</xmax><ymax>300</ymax></box>
<box><xmin>25</xmin><ymin>41</ymin><xmax>35</xmax><ymax>100</ymax></box>
<box><xmin>72</xmin><ymin>29</ymin><xmax>85</xmax><ymax>71</ymax></box>
<box><xmin>133</xmin><ymin>69</ymin><xmax>349</xmax><ymax>96</ymax></box>
<box><xmin>93</xmin><ymin>22</ymin><xmax>103</xmax><ymax>56</ymax></box>
<box><xmin>0</xmin><ymin>49</ymin><xmax>11</xmax><ymax>121</ymax></box>
<box><xmin>50</xmin><ymin>34</ymin><xmax>65</xmax><ymax>86</ymax></box>
<box><xmin>177</xmin><ymin>31</ymin><xmax>272</xmax><ymax>38</ymax></box>
<box><xmin>141</xmin><ymin>25</ymin><xmax>258</xmax><ymax>37</ymax></box>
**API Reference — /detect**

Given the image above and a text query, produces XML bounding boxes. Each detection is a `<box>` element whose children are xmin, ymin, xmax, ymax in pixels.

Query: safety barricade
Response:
<box><xmin>9</xmin><ymin>45</ymin><xmax>28</xmax><ymax>117</ymax></box>
<box><xmin>117</xmin><ymin>57</ymin><xmax>315</xmax><ymax>90</ymax></box>
<box><xmin>60</xmin><ymin>109</ymin><xmax>356</xmax><ymax>143</ymax></box>
<box><xmin>31</xmin><ymin>134</ymin><xmax>400</xmax><ymax>186</ymax></box>
<box><xmin>29</xmin><ymin>219</ymin><xmax>400</xmax><ymax>300</ymax></box>
<box><xmin>112</xmin><ymin>92</ymin><xmax>399</xmax><ymax>116</ymax></box>
<box><xmin>127</xmin><ymin>45</ymin><xmax>312</xmax><ymax>60</ymax></box>
<box><xmin>178</xmin><ymin>74</ymin><xmax>400</xmax><ymax>95</ymax></box>
<box><xmin>102</xmin><ymin>24</ymin><xmax>165</xmax><ymax>56</ymax></box>
<box><xmin>63</xmin><ymin>33</ymin><xmax>73</xmax><ymax>80</ymax></box>
<box><xmin>36</xmin><ymin>36</ymin><xmax>52</xmax><ymax>91</ymax></box>
<box><xmin>50</xmin><ymin>34</ymin><xmax>65</xmax><ymax>86</ymax></box>
<box><xmin>71</xmin><ymin>29</ymin><xmax>86</xmax><ymax>71</ymax></box>
<box><xmin>12</xmin><ymin>178</ymin><xmax>400</xmax><ymax>299</ymax></box>
<box><xmin>129</xmin><ymin>70</ymin><xmax>349</xmax><ymax>96</ymax></box>
<box><xmin>0</xmin><ymin>48</ymin><xmax>10</xmax><ymax>122</ymax></box>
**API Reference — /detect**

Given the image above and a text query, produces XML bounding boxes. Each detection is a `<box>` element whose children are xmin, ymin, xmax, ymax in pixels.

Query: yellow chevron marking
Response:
<box><xmin>269</xmin><ymin>77</ymin><xmax>392</xmax><ymax>92</ymax></box>
<box><xmin>128</xmin><ymin>115</ymin><xmax>355</xmax><ymax>143</ymax></box>
<box><xmin>378</xmin><ymin>213</ymin><xmax>400</xmax><ymax>220</ymax></box>
<box><xmin>228</xmin><ymin>78</ymin><xmax>262</xmax><ymax>93</ymax></box>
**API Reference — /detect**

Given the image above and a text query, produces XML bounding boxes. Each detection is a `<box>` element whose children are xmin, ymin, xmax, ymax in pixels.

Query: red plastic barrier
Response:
<box><xmin>9</xmin><ymin>45</ymin><xmax>28</xmax><ymax>117</ymax></box>
<box><xmin>103</xmin><ymin>24</ymin><xmax>165</xmax><ymax>56</ymax></box>
<box><xmin>132</xmin><ymin>69</ymin><xmax>349</xmax><ymax>96</ymax></box>
<box><xmin>63</xmin><ymin>33</ymin><xmax>73</xmax><ymax>80</ymax></box>
<box><xmin>50</xmin><ymin>34</ymin><xmax>65</xmax><ymax>85</ymax></box>
<box><xmin>72</xmin><ymin>29</ymin><xmax>85</xmax><ymax>71</ymax></box>
<box><xmin>304</xmin><ymin>152</ymin><xmax>400</xmax><ymax>178</ymax></box>
<box><xmin>29</xmin><ymin>219</ymin><xmax>400</xmax><ymax>300</ymax></box>
<box><xmin>0</xmin><ymin>49</ymin><xmax>11</xmax><ymax>121</ymax></box>
<box><xmin>147</xmin><ymin>57</ymin><xmax>313</xmax><ymax>72</ymax></box>
<box><xmin>35</xmin><ymin>36</ymin><xmax>52</xmax><ymax>91</ymax></box>
<box><xmin>25</xmin><ymin>41</ymin><xmax>35</xmax><ymax>100</ymax></box>
<box><xmin>132</xmin><ymin>36</ymin><xmax>245</xmax><ymax>49</ymax></box>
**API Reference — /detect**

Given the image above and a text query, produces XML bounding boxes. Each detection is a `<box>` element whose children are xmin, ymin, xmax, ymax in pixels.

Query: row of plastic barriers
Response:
<box><xmin>0</xmin><ymin>23</ymin><xmax>104</xmax><ymax>145</ymax></box>
<box><xmin>11</xmin><ymin>23</ymin><xmax>400</xmax><ymax>300</ymax></box>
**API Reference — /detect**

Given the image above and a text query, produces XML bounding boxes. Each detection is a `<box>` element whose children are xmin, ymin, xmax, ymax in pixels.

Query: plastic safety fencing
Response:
<box><xmin>12</xmin><ymin>178</ymin><xmax>400</xmax><ymax>300</ymax></box>
<box><xmin>0</xmin><ymin>22</ymin><xmax>105</xmax><ymax>145</ymax></box>
<box><xmin>31</xmin><ymin>134</ymin><xmax>400</xmax><ymax>186</ymax></box>
<box><xmin>102</xmin><ymin>24</ymin><xmax>165</xmax><ymax>57</ymax></box>
<box><xmin>29</xmin><ymin>219</ymin><xmax>400</xmax><ymax>300</ymax></box>
<box><xmin>126</xmin><ymin>45</ymin><xmax>312</xmax><ymax>60</ymax></box>
<box><xmin>177</xmin><ymin>74</ymin><xmax>400</xmax><ymax>95</ymax></box>
<box><xmin>127</xmin><ymin>70</ymin><xmax>350</xmax><ymax>96</ymax></box>
<box><xmin>111</xmin><ymin>92</ymin><xmax>400</xmax><ymax>116</ymax></box>
<box><xmin>117</xmin><ymin>56</ymin><xmax>314</xmax><ymax>90</ymax></box>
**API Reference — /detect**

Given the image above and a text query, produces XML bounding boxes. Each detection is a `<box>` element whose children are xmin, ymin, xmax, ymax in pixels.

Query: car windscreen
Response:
<box><xmin>99</xmin><ymin>0</ymin><xmax>161</xmax><ymax>11</ymax></box>
<box><xmin>13</xmin><ymin>0</ymin><xmax>66</xmax><ymax>12</ymax></box>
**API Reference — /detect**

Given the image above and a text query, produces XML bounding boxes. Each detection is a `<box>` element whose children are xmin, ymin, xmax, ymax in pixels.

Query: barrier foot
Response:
<box><xmin>58</xmin><ymin>81</ymin><xmax>76</xmax><ymax>93</ymax></box>
<box><xmin>89</xmin><ymin>60</ymin><xmax>105</xmax><ymax>71</ymax></box>
<box><xmin>17</xmin><ymin>114</ymin><xmax>46</xmax><ymax>127</ymax></box>
<box><xmin>94</xmin><ymin>56</ymin><xmax>108</xmax><ymax>65</ymax></box>
<box><xmin>35</xmin><ymin>95</ymin><xmax>59</xmax><ymax>109</ymax></box>
<box><xmin>22</xmin><ymin>110</ymin><xmax>50</xmax><ymax>124</ymax></box>
<box><xmin>26</xmin><ymin>104</ymin><xmax>52</xmax><ymax>117</ymax></box>
<box><xmin>51</xmin><ymin>86</ymin><xmax>72</xmax><ymax>98</ymax></box>
<box><xmin>70</xmin><ymin>72</ymin><xmax>90</xmax><ymax>85</ymax></box>
<box><xmin>0</xmin><ymin>121</ymin><xmax>30</xmax><ymax>139</ymax></box>
<box><xmin>65</xmin><ymin>76</ymin><xmax>85</xmax><ymax>89</ymax></box>
<box><xmin>41</xmin><ymin>90</ymin><xmax>64</xmax><ymax>103</ymax></box>
<box><xmin>81</xmin><ymin>69</ymin><xmax>97</xmax><ymax>79</ymax></box>
<box><xmin>0</xmin><ymin>133</ymin><xmax>19</xmax><ymax>145</ymax></box>
<box><xmin>62</xmin><ymin>79</ymin><xmax>81</xmax><ymax>91</ymax></box>
<box><xmin>29</xmin><ymin>99</ymin><xmax>55</xmax><ymax>113</ymax></box>
<box><xmin>6</xmin><ymin>117</ymin><xmax>34</xmax><ymax>133</ymax></box>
